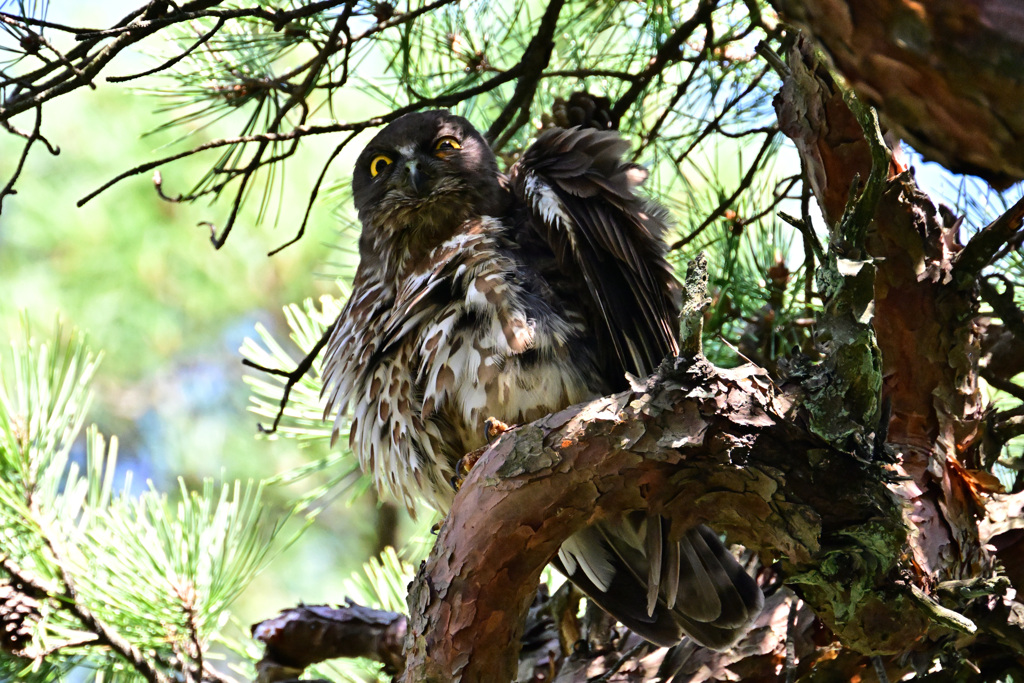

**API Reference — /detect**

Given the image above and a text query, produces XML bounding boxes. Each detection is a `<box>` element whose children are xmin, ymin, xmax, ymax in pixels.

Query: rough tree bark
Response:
<box><xmin>770</xmin><ymin>0</ymin><xmax>1024</xmax><ymax>189</ymax></box>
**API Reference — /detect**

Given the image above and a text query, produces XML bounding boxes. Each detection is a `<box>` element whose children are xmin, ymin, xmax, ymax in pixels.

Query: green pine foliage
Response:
<box><xmin>0</xmin><ymin>324</ymin><xmax>298</xmax><ymax>682</ymax></box>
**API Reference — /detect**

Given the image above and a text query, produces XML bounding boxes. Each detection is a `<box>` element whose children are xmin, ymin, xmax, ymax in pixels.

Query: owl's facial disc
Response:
<box><xmin>352</xmin><ymin>111</ymin><xmax>503</xmax><ymax>251</ymax></box>
<box><xmin>368</xmin><ymin>138</ymin><xmax>473</xmax><ymax>227</ymax></box>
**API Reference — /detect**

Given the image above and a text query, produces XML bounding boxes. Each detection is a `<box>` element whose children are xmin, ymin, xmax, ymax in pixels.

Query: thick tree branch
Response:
<box><xmin>399</xmin><ymin>357</ymin><xmax>958</xmax><ymax>682</ymax></box>
<box><xmin>253</xmin><ymin>604</ymin><xmax>407</xmax><ymax>681</ymax></box>
<box><xmin>775</xmin><ymin>32</ymin><xmax>993</xmax><ymax>597</ymax></box>
<box><xmin>770</xmin><ymin>0</ymin><xmax>1024</xmax><ymax>188</ymax></box>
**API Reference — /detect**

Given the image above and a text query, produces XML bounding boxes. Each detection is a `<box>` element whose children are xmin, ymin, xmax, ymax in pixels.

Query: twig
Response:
<box><xmin>1</xmin><ymin>2</ymin><xmax>224</xmax><ymax>120</ymax></box>
<box><xmin>980</xmin><ymin>275</ymin><xmax>1024</xmax><ymax>341</ymax></box>
<box><xmin>253</xmin><ymin>603</ymin><xmax>407</xmax><ymax>677</ymax></box>
<box><xmin>872</xmin><ymin>656</ymin><xmax>890</xmax><ymax>683</ymax></box>
<box><xmin>541</xmin><ymin>69</ymin><xmax>637</xmax><ymax>81</ymax></box>
<box><xmin>754</xmin><ymin>40</ymin><xmax>790</xmax><ymax>77</ymax></box>
<box><xmin>837</xmin><ymin>95</ymin><xmax>892</xmax><ymax>249</ymax></box>
<box><xmin>0</xmin><ymin>105</ymin><xmax>58</xmax><ymax>214</ymax></box>
<box><xmin>632</xmin><ymin>60</ymin><xmax>701</xmax><ymax>159</ymax></box>
<box><xmin>268</xmin><ymin>132</ymin><xmax>355</xmax><ymax>256</ymax></box>
<box><xmin>673</xmin><ymin>66</ymin><xmax>771</xmax><ymax>165</ymax></box>
<box><xmin>785</xmin><ymin>596</ymin><xmax>799</xmax><ymax>683</ymax></box>
<box><xmin>79</xmin><ymin>66</ymin><xmax>525</xmax><ymax>209</ymax></box>
<box><xmin>669</xmin><ymin>126</ymin><xmax>778</xmax><ymax>251</ymax></box>
<box><xmin>586</xmin><ymin>642</ymin><xmax>648</xmax><ymax>682</ymax></box>
<box><xmin>0</xmin><ymin>10</ymin><xmax>102</xmax><ymax>34</ymax></box>
<box><xmin>993</xmin><ymin>414</ymin><xmax>1024</xmax><ymax>443</ymax></box>
<box><xmin>203</xmin><ymin>6</ymin><xmax>349</xmax><ymax>248</ymax></box>
<box><xmin>954</xmin><ymin>192</ymin><xmax>1024</xmax><ymax>284</ymax></box>
<box><xmin>106</xmin><ymin>16</ymin><xmax>226</xmax><ymax>83</ymax></box>
<box><xmin>241</xmin><ymin>320</ymin><xmax>336</xmax><ymax>434</ymax></box>
<box><xmin>983</xmin><ymin>369</ymin><xmax>1024</xmax><ymax>403</ymax></box>
<box><xmin>1</xmin><ymin>554</ymin><xmax>171</xmax><ymax>683</ymax></box>
<box><xmin>485</xmin><ymin>0</ymin><xmax>566</xmax><ymax>144</ymax></box>
<box><xmin>73</xmin><ymin>0</ymin><xmax>343</xmax><ymax>40</ymax></box>
<box><xmin>609</xmin><ymin>0</ymin><xmax>717</xmax><ymax>125</ymax></box>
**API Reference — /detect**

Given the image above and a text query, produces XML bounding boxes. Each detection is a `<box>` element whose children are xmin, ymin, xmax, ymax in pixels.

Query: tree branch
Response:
<box><xmin>1</xmin><ymin>554</ymin><xmax>171</xmax><ymax>683</ymax></box>
<box><xmin>484</xmin><ymin>0</ymin><xmax>566</xmax><ymax>145</ymax></box>
<box><xmin>954</xmin><ymin>194</ymin><xmax>1024</xmax><ymax>284</ymax></box>
<box><xmin>609</xmin><ymin>0</ymin><xmax>718</xmax><ymax>125</ymax></box>
<box><xmin>241</xmin><ymin>319</ymin><xmax>335</xmax><ymax>435</ymax></box>
<box><xmin>399</xmin><ymin>357</ymin><xmax>956</xmax><ymax>682</ymax></box>
<box><xmin>253</xmin><ymin>604</ymin><xmax>407</xmax><ymax>680</ymax></box>
<box><xmin>769</xmin><ymin>0</ymin><xmax>1024</xmax><ymax>188</ymax></box>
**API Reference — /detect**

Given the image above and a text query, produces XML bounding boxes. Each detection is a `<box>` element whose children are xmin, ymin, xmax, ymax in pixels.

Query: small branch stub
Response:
<box><xmin>680</xmin><ymin>251</ymin><xmax>711</xmax><ymax>356</ymax></box>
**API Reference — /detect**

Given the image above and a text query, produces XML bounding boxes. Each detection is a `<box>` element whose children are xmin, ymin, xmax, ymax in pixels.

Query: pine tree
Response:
<box><xmin>3</xmin><ymin>1</ymin><xmax>1024</xmax><ymax>680</ymax></box>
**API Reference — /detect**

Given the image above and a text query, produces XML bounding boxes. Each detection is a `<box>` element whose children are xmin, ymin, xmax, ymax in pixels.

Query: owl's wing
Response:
<box><xmin>512</xmin><ymin>129</ymin><xmax>764</xmax><ymax>649</ymax></box>
<box><xmin>509</xmin><ymin>126</ymin><xmax>680</xmax><ymax>379</ymax></box>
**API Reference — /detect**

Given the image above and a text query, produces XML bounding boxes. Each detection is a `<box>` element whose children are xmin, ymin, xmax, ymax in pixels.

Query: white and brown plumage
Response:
<box><xmin>322</xmin><ymin>110</ymin><xmax>762</xmax><ymax>648</ymax></box>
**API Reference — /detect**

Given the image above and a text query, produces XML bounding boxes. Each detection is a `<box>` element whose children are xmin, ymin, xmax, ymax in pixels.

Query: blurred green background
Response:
<box><xmin>0</xmin><ymin>5</ymin><xmax>415</xmax><ymax>628</ymax></box>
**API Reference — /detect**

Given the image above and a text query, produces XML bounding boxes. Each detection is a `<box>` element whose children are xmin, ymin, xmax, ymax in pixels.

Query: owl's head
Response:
<box><xmin>352</xmin><ymin>110</ymin><xmax>503</xmax><ymax>256</ymax></box>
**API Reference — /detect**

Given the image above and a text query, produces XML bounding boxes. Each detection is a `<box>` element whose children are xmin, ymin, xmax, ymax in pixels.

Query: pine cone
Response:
<box><xmin>1</xmin><ymin>580</ymin><xmax>42</xmax><ymax>655</ymax></box>
<box><xmin>547</xmin><ymin>92</ymin><xmax>615</xmax><ymax>131</ymax></box>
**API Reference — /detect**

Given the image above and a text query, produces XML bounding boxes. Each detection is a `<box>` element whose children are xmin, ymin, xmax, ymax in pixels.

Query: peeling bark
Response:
<box><xmin>774</xmin><ymin>32</ymin><xmax>992</xmax><ymax>589</ymax></box>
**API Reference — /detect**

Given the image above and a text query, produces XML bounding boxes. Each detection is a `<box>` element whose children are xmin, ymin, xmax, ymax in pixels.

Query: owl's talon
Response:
<box><xmin>484</xmin><ymin>417</ymin><xmax>513</xmax><ymax>442</ymax></box>
<box><xmin>450</xmin><ymin>451</ymin><xmax>482</xmax><ymax>492</ymax></box>
<box><xmin>430</xmin><ymin>521</ymin><xmax>442</xmax><ymax>535</ymax></box>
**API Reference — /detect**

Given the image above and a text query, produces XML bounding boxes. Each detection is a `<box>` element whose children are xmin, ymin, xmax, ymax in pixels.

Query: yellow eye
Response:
<box><xmin>434</xmin><ymin>137</ymin><xmax>462</xmax><ymax>156</ymax></box>
<box><xmin>370</xmin><ymin>154</ymin><xmax>392</xmax><ymax>177</ymax></box>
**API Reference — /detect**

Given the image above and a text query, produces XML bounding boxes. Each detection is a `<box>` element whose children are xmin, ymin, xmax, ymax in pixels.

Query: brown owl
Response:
<box><xmin>322</xmin><ymin>110</ymin><xmax>762</xmax><ymax>649</ymax></box>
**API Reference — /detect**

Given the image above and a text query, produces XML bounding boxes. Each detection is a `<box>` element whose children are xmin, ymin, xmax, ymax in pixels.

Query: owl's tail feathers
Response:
<box><xmin>555</xmin><ymin>516</ymin><xmax>763</xmax><ymax>649</ymax></box>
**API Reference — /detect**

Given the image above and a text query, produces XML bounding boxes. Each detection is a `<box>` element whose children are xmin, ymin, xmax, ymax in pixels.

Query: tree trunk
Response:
<box><xmin>771</xmin><ymin>0</ymin><xmax>1024</xmax><ymax>188</ymax></box>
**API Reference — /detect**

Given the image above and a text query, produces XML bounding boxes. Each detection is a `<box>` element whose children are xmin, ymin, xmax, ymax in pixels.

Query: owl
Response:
<box><xmin>322</xmin><ymin>110</ymin><xmax>762</xmax><ymax>649</ymax></box>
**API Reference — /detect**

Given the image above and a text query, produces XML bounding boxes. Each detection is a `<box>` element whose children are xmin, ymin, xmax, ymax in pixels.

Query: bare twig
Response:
<box><xmin>71</xmin><ymin>0</ymin><xmax>343</xmax><ymax>40</ymax></box>
<box><xmin>1</xmin><ymin>1</ymin><xmax>225</xmax><ymax>120</ymax></box>
<box><xmin>983</xmin><ymin>369</ymin><xmax>1024</xmax><ymax>403</ymax></box>
<box><xmin>267</xmin><ymin>131</ymin><xmax>356</xmax><ymax>256</ymax></box>
<box><xmin>0</xmin><ymin>106</ymin><xmax>58</xmax><ymax>214</ymax></box>
<box><xmin>0</xmin><ymin>10</ymin><xmax>103</xmax><ymax>34</ymax></box>
<box><xmin>241</xmin><ymin>320</ymin><xmax>336</xmax><ymax>434</ymax></box>
<box><xmin>78</xmin><ymin>67</ymin><xmax>525</xmax><ymax>211</ymax></box>
<box><xmin>485</xmin><ymin>0</ymin><xmax>566</xmax><ymax>145</ymax></box>
<box><xmin>672</xmin><ymin>66</ymin><xmax>771</xmax><ymax>165</ymax></box>
<box><xmin>632</xmin><ymin>60</ymin><xmax>701</xmax><ymax>159</ymax></box>
<box><xmin>106</xmin><ymin>16</ymin><xmax>226</xmax><ymax>83</ymax></box>
<box><xmin>669</xmin><ymin>126</ymin><xmax>779</xmax><ymax>251</ymax></box>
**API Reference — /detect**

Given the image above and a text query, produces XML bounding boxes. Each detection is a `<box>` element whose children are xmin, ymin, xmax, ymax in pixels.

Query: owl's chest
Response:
<box><xmin>386</xmin><ymin>254</ymin><xmax>599</xmax><ymax>455</ymax></box>
<box><xmin>344</xmin><ymin>231</ymin><xmax>602</xmax><ymax>510</ymax></box>
<box><xmin>418</xmin><ymin>297</ymin><xmax>596</xmax><ymax>456</ymax></box>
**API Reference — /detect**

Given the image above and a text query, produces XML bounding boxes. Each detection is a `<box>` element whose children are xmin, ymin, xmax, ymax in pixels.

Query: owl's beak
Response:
<box><xmin>401</xmin><ymin>159</ymin><xmax>429</xmax><ymax>196</ymax></box>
